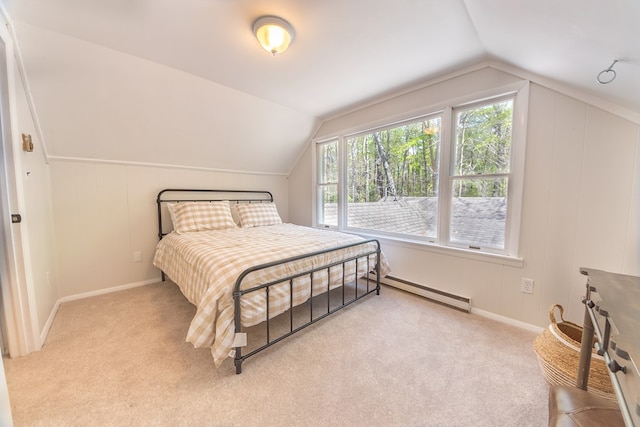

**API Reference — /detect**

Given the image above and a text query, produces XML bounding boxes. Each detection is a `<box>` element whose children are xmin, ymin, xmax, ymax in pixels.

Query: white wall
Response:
<box><xmin>14</xmin><ymin>22</ymin><xmax>318</xmax><ymax>175</ymax></box>
<box><xmin>287</xmin><ymin>144</ymin><xmax>313</xmax><ymax>227</ymax></box>
<box><xmin>288</xmin><ymin>67</ymin><xmax>640</xmax><ymax>327</ymax></box>
<box><xmin>524</xmin><ymin>86</ymin><xmax>639</xmax><ymax>324</ymax></box>
<box><xmin>49</xmin><ymin>159</ymin><xmax>289</xmax><ymax>298</ymax></box>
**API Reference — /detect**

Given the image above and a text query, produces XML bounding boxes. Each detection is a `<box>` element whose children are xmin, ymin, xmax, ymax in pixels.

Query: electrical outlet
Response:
<box><xmin>132</xmin><ymin>251</ymin><xmax>142</xmax><ymax>263</ymax></box>
<box><xmin>521</xmin><ymin>278</ymin><xmax>535</xmax><ymax>294</ymax></box>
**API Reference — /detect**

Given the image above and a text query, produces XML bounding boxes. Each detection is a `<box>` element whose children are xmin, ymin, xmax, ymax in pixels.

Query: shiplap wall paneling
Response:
<box><xmin>51</xmin><ymin>162</ymin><xmax>132</xmax><ymax>296</ymax></box>
<box><xmin>518</xmin><ymin>84</ymin><xmax>557</xmax><ymax>326</ymax></box>
<box><xmin>533</xmin><ymin>89</ymin><xmax>588</xmax><ymax>325</ymax></box>
<box><xmin>566</xmin><ymin>106</ymin><xmax>639</xmax><ymax>318</ymax></box>
<box><xmin>51</xmin><ymin>160</ymin><xmax>290</xmax><ymax>298</ymax></box>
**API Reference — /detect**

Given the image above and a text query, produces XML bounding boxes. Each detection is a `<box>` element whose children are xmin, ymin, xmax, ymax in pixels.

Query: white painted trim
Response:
<box><xmin>48</xmin><ymin>156</ymin><xmax>288</xmax><ymax>177</ymax></box>
<box><xmin>437</xmin><ymin>106</ymin><xmax>453</xmax><ymax>251</ymax></box>
<box><xmin>39</xmin><ymin>299</ymin><xmax>60</xmax><ymax>345</ymax></box>
<box><xmin>505</xmin><ymin>81</ymin><xmax>530</xmax><ymax>257</ymax></box>
<box><xmin>368</xmin><ymin>232</ymin><xmax>524</xmax><ymax>267</ymax></box>
<box><xmin>0</xmin><ymin>11</ymin><xmax>40</xmax><ymax>357</ymax></box>
<box><xmin>310</xmin><ymin>140</ymin><xmax>318</xmax><ymax>226</ymax></box>
<box><xmin>5</xmin><ymin>29</ymin><xmax>41</xmax><ymax>355</ymax></box>
<box><xmin>471</xmin><ymin>307</ymin><xmax>544</xmax><ymax>334</ymax></box>
<box><xmin>58</xmin><ymin>278</ymin><xmax>161</xmax><ymax>303</ymax></box>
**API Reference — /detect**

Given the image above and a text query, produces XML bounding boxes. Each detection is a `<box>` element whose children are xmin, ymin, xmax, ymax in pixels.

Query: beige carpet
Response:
<box><xmin>4</xmin><ymin>282</ymin><xmax>549</xmax><ymax>426</ymax></box>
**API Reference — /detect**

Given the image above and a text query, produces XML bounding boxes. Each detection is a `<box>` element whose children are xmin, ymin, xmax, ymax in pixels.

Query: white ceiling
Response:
<box><xmin>2</xmin><ymin>0</ymin><xmax>639</xmax><ymax>173</ymax></box>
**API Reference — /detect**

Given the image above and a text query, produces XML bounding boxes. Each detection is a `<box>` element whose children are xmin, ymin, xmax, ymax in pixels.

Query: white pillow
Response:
<box><xmin>167</xmin><ymin>201</ymin><xmax>237</xmax><ymax>234</ymax></box>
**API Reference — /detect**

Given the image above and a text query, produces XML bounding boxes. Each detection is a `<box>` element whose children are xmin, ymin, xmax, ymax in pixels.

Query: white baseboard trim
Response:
<box><xmin>58</xmin><ymin>277</ymin><xmax>162</xmax><ymax>303</ymax></box>
<box><xmin>39</xmin><ymin>299</ymin><xmax>61</xmax><ymax>348</ymax></box>
<box><xmin>471</xmin><ymin>307</ymin><xmax>544</xmax><ymax>334</ymax></box>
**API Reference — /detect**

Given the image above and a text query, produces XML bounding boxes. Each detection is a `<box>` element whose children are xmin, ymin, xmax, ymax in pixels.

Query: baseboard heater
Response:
<box><xmin>380</xmin><ymin>275</ymin><xmax>471</xmax><ymax>313</ymax></box>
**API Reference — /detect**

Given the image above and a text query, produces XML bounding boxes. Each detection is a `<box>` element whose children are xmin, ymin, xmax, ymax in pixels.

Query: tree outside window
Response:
<box><xmin>345</xmin><ymin>116</ymin><xmax>441</xmax><ymax>239</ymax></box>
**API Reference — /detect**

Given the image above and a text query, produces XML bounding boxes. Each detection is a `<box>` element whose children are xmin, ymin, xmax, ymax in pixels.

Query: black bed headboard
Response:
<box><xmin>156</xmin><ymin>188</ymin><xmax>274</xmax><ymax>239</ymax></box>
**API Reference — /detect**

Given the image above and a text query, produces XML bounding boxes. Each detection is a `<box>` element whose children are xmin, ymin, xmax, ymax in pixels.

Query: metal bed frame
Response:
<box><xmin>156</xmin><ymin>189</ymin><xmax>382</xmax><ymax>374</ymax></box>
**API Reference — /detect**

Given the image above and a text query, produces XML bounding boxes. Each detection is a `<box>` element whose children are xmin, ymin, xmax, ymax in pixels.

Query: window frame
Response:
<box><xmin>343</xmin><ymin>112</ymin><xmax>443</xmax><ymax>240</ymax></box>
<box><xmin>313</xmin><ymin>81</ymin><xmax>529</xmax><ymax>260</ymax></box>
<box><xmin>443</xmin><ymin>94</ymin><xmax>516</xmax><ymax>253</ymax></box>
<box><xmin>316</xmin><ymin>138</ymin><xmax>340</xmax><ymax>228</ymax></box>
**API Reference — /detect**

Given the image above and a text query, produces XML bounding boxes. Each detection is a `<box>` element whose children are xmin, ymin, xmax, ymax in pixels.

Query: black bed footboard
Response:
<box><xmin>232</xmin><ymin>239</ymin><xmax>381</xmax><ymax>374</ymax></box>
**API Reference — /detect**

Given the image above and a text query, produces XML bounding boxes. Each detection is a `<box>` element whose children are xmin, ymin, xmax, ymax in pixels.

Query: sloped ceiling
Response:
<box><xmin>2</xmin><ymin>0</ymin><xmax>639</xmax><ymax>174</ymax></box>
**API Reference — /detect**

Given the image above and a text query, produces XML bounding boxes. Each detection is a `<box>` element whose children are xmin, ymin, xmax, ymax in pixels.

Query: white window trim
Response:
<box><xmin>438</xmin><ymin>106</ymin><xmax>453</xmax><ymax>248</ymax></box>
<box><xmin>312</xmin><ymin>80</ymin><xmax>530</xmax><ymax>261</ymax></box>
<box><xmin>504</xmin><ymin>81</ymin><xmax>530</xmax><ymax>256</ymax></box>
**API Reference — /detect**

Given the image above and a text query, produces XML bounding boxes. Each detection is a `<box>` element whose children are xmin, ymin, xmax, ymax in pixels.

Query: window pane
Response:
<box><xmin>318</xmin><ymin>185</ymin><xmax>337</xmax><ymax>226</ymax></box>
<box><xmin>346</xmin><ymin>117</ymin><xmax>440</xmax><ymax>239</ymax></box>
<box><xmin>318</xmin><ymin>140</ymin><xmax>338</xmax><ymax>184</ymax></box>
<box><xmin>317</xmin><ymin>140</ymin><xmax>338</xmax><ymax>227</ymax></box>
<box><xmin>454</xmin><ymin>99</ymin><xmax>513</xmax><ymax>176</ymax></box>
<box><xmin>450</xmin><ymin>177</ymin><xmax>508</xmax><ymax>249</ymax></box>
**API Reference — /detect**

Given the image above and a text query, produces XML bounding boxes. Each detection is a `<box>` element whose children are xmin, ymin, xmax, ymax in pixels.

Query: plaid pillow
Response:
<box><xmin>168</xmin><ymin>201</ymin><xmax>237</xmax><ymax>234</ymax></box>
<box><xmin>235</xmin><ymin>203</ymin><xmax>282</xmax><ymax>228</ymax></box>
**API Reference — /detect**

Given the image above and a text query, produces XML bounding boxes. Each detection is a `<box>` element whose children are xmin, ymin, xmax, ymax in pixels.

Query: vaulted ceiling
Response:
<box><xmin>2</xmin><ymin>0</ymin><xmax>639</xmax><ymax>174</ymax></box>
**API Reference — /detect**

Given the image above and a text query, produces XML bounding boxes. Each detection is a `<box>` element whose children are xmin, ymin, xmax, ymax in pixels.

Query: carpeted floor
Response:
<box><xmin>4</xmin><ymin>282</ymin><xmax>549</xmax><ymax>426</ymax></box>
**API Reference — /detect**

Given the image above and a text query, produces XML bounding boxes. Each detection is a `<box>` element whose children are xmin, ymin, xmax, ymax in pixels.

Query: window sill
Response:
<box><xmin>326</xmin><ymin>228</ymin><xmax>524</xmax><ymax>268</ymax></box>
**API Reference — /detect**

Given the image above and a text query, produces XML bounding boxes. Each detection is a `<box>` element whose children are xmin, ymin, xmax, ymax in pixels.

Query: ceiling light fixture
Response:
<box><xmin>597</xmin><ymin>60</ymin><xmax>618</xmax><ymax>84</ymax></box>
<box><xmin>253</xmin><ymin>16</ymin><xmax>295</xmax><ymax>56</ymax></box>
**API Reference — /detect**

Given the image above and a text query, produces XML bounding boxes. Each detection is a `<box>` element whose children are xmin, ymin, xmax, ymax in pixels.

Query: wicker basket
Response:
<box><xmin>533</xmin><ymin>304</ymin><xmax>615</xmax><ymax>401</ymax></box>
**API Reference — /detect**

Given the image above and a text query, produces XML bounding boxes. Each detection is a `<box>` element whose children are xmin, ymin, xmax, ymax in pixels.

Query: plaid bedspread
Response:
<box><xmin>153</xmin><ymin>223</ymin><xmax>390</xmax><ymax>366</ymax></box>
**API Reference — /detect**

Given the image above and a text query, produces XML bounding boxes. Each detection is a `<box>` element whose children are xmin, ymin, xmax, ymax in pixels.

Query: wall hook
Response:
<box><xmin>597</xmin><ymin>60</ymin><xmax>618</xmax><ymax>84</ymax></box>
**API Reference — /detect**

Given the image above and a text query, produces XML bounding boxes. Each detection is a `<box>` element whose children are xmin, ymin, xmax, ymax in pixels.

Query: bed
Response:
<box><xmin>153</xmin><ymin>189</ymin><xmax>390</xmax><ymax>373</ymax></box>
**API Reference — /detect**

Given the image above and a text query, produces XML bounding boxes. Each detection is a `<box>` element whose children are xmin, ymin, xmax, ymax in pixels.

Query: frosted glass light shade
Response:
<box><xmin>253</xmin><ymin>16</ymin><xmax>295</xmax><ymax>55</ymax></box>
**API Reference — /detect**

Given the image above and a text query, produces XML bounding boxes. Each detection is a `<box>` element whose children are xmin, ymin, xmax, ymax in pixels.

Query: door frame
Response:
<box><xmin>0</xmin><ymin>10</ymin><xmax>40</xmax><ymax>358</ymax></box>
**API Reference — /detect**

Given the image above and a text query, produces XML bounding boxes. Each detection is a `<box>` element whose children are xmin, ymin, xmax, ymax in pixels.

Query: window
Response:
<box><xmin>449</xmin><ymin>97</ymin><xmax>513</xmax><ymax>250</ymax></box>
<box><xmin>315</xmin><ymin>85</ymin><xmax>527</xmax><ymax>257</ymax></box>
<box><xmin>345</xmin><ymin>115</ymin><xmax>441</xmax><ymax>239</ymax></box>
<box><xmin>317</xmin><ymin>139</ymin><xmax>338</xmax><ymax>227</ymax></box>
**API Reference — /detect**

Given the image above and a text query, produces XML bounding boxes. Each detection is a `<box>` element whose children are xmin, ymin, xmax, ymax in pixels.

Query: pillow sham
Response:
<box><xmin>167</xmin><ymin>201</ymin><xmax>237</xmax><ymax>234</ymax></box>
<box><xmin>235</xmin><ymin>202</ymin><xmax>282</xmax><ymax>228</ymax></box>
